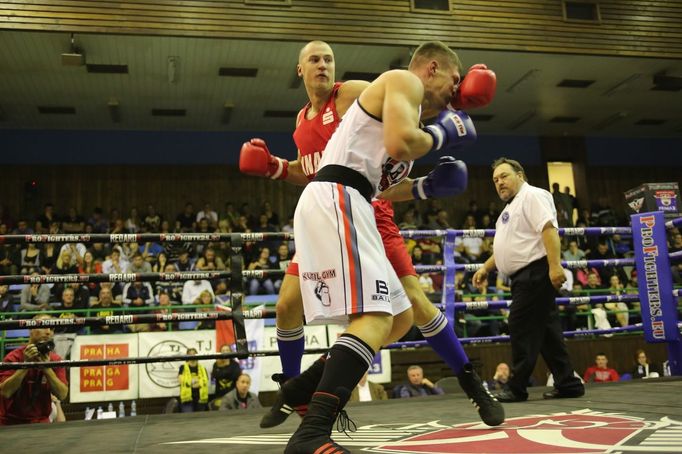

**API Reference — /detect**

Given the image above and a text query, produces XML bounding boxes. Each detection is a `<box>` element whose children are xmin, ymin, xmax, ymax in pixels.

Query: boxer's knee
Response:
<box><xmin>275</xmin><ymin>274</ymin><xmax>304</xmax><ymax>329</ymax></box>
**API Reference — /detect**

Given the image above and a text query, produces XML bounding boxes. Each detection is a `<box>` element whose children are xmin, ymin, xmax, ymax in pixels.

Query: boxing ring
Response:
<box><xmin>0</xmin><ymin>212</ymin><xmax>681</xmax><ymax>453</ymax></box>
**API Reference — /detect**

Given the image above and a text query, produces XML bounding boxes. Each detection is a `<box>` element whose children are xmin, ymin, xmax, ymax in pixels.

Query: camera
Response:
<box><xmin>35</xmin><ymin>340</ymin><xmax>55</xmax><ymax>355</ymax></box>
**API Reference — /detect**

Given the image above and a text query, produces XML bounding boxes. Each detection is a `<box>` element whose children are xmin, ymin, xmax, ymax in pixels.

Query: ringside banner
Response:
<box><xmin>631</xmin><ymin>211</ymin><xmax>677</xmax><ymax>342</ymax></box>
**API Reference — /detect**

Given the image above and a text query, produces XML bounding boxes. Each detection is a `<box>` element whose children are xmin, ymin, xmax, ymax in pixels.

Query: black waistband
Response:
<box><xmin>313</xmin><ymin>165</ymin><xmax>374</xmax><ymax>203</ymax></box>
<box><xmin>509</xmin><ymin>255</ymin><xmax>548</xmax><ymax>281</ymax></box>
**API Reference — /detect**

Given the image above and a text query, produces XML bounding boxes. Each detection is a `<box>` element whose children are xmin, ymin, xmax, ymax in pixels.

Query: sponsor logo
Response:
<box><xmin>322</xmin><ymin>107</ymin><xmax>335</xmax><ymax>125</ymax></box>
<box><xmin>654</xmin><ymin>190</ymin><xmax>677</xmax><ymax>211</ymax></box>
<box><xmin>628</xmin><ymin>197</ymin><xmax>645</xmax><ymax>213</ymax></box>
<box><xmin>379</xmin><ymin>158</ymin><xmax>413</xmax><ymax>193</ymax></box>
<box><xmin>301</xmin><ymin>269</ymin><xmax>336</xmax><ymax>281</ymax></box>
<box><xmin>501</xmin><ymin>211</ymin><xmax>510</xmax><ymax>224</ymax></box>
<box><xmin>301</xmin><ymin>151</ymin><xmax>322</xmax><ymax>177</ymax></box>
<box><xmin>162</xmin><ymin>410</ymin><xmax>682</xmax><ymax>451</ymax></box>
<box><xmin>110</xmin><ymin>234</ymin><xmax>138</xmax><ymax>243</ymax></box>
<box><xmin>145</xmin><ymin>340</ymin><xmax>190</xmax><ymax>388</ymax></box>
<box><xmin>314</xmin><ymin>280</ymin><xmax>331</xmax><ymax>307</ymax></box>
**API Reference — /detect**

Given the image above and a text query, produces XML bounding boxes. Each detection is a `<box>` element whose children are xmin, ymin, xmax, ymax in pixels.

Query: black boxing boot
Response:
<box><xmin>457</xmin><ymin>363</ymin><xmax>506</xmax><ymax>426</ymax></box>
<box><xmin>260</xmin><ymin>355</ymin><xmax>326</xmax><ymax>429</ymax></box>
<box><xmin>284</xmin><ymin>388</ymin><xmax>353</xmax><ymax>454</ymax></box>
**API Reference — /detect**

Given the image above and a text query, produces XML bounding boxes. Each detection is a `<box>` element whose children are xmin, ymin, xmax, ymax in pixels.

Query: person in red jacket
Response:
<box><xmin>0</xmin><ymin>314</ymin><xmax>68</xmax><ymax>425</ymax></box>
<box><xmin>583</xmin><ymin>352</ymin><xmax>620</xmax><ymax>383</ymax></box>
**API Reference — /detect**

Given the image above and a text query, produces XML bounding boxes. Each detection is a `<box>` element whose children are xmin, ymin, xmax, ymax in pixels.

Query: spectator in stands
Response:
<box><xmin>465</xmin><ymin>200</ymin><xmax>483</xmax><ymax>226</ymax></box>
<box><xmin>61</xmin><ymin>207</ymin><xmax>85</xmax><ymax>234</ymax></box>
<box><xmin>583</xmin><ymin>353</ymin><xmax>620</xmax><ymax>383</ymax></box>
<box><xmin>563</xmin><ymin>240</ymin><xmax>586</xmax><ymax>262</ymax></box>
<box><xmin>20</xmin><ymin>274</ymin><xmax>50</xmax><ymax>312</ymax></box>
<box><xmin>552</xmin><ymin>183</ymin><xmax>573</xmax><ymax>227</ymax></box>
<box><xmin>78</xmin><ymin>251</ymin><xmax>102</xmax><ymax>297</ymax></box>
<box><xmin>410</xmin><ymin>246</ymin><xmax>426</xmax><ymax>266</ymax></box>
<box><xmin>210</xmin><ymin>344</ymin><xmax>242</xmax><ymax>410</ymax></box>
<box><xmin>350</xmin><ymin>371</ymin><xmax>388</xmax><ymax>402</ymax></box>
<box><xmin>157</xmin><ymin>263</ymin><xmax>183</xmax><ymax>303</ymax></box>
<box><xmin>124</xmin><ymin>207</ymin><xmax>141</xmax><ymax>233</ymax></box>
<box><xmin>35</xmin><ymin>203</ymin><xmax>59</xmax><ymax>234</ymax></box>
<box><xmin>139</xmin><ymin>241</ymin><xmax>164</xmax><ymax>265</ymax></box>
<box><xmin>418</xmin><ymin>273</ymin><xmax>435</xmax><ymax>295</ymax></box>
<box><xmin>486</xmin><ymin>362</ymin><xmax>511</xmax><ymax>393</ymax></box>
<box><xmin>220</xmin><ymin>202</ymin><xmax>239</xmax><ymax>228</ymax></box>
<box><xmin>182</xmin><ymin>279</ymin><xmax>214</xmax><ymax>305</ymax></box>
<box><xmin>247</xmin><ymin>247</ymin><xmax>276</xmax><ymax>295</ymax></box>
<box><xmin>54</xmin><ymin>287</ymin><xmax>81</xmax><ymax>334</ymax></box>
<box><xmin>59</xmin><ymin>241</ymin><xmax>86</xmax><ymax>268</ymax></box>
<box><xmin>173</xmin><ymin>248</ymin><xmax>193</xmax><ymax>272</ymax></box>
<box><xmin>90</xmin><ymin>287</ymin><xmax>123</xmax><ymax>335</ymax></box>
<box><xmin>0</xmin><ymin>241</ymin><xmax>16</xmax><ymax>275</ymax></box>
<box><xmin>192</xmin><ymin>289</ymin><xmax>216</xmax><ymax>330</ymax></box>
<box><xmin>0</xmin><ymin>313</ymin><xmax>68</xmax><ymax>425</ymax></box>
<box><xmin>152</xmin><ymin>252</ymin><xmax>170</xmax><ymax>273</ymax></box>
<box><xmin>127</xmin><ymin>253</ymin><xmax>152</xmax><ymax>274</ymax></box>
<box><xmin>17</xmin><ymin>243</ymin><xmax>41</xmax><ymax>275</ymax></box>
<box><xmin>143</xmin><ymin>204</ymin><xmax>162</xmax><ymax>233</ymax></box>
<box><xmin>87</xmin><ymin>208</ymin><xmax>108</xmax><ymax>233</ymax></box>
<box><xmin>176</xmin><ymin>202</ymin><xmax>196</xmax><ymax>233</ymax></box>
<box><xmin>261</xmin><ymin>201</ymin><xmax>280</xmax><ymax>228</ymax></box>
<box><xmin>178</xmin><ymin>348</ymin><xmax>209</xmax><ymax>413</ymax></box>
<box><xmin>0</xmin><ymin>285</ymin><xmax>13</xmax><ymax>315</ymax></box>
<box><xmin>195</xmin><ymin>247</ymin><xmax>226</xmax><ymax>272</ymax></box>
<box><xmin>88</xmin><ymin>242</ymin><xmax>109</xmax><ymax>264</ymax></box>
<box><xmin>102</xmin><ymin>248</ymin><xmax>125</xmax><ymax>275</ymax></box>
<box><xmin>480</xmin><ymin>213</ymin><xmax>493</xmax><ymax>230</ymax></box>
<box><xmin>13</xmin><ymin>219</ymin><xmax>33</xmax><ymax>235</ymax></box>
<box><xmin>631</xmin><ymin>349</ymin><xmax>661</xmax><ymax>379</ymax></box>
<box><xmin>417</xmin><ymin>238</ymin><xmax>441</xmax><ymax>265</ymax></box>
<box><xmin>605</xmin><ymin>275</ymin><xmax>629</xmax><ymax>327</ymax></box>
<box><xmin>122</xmin><ymin>281</ymin><xmax>155</xmax><ymax>307</ymax></box>
<box><xmin>219</xmin><ymin>373</ymin><xmax>262</xmax><ymax>411</ymax></box>
<box><xmin>397</xmin><ymin>208</ymin><xmax>417</xmax><ymax>231</ymax></box>
<box><xmin>392</xmin><ymin>365</ymin><xmax>444</xmax><ymax>398</ymax></box>
<box><xmin>592</xmin><ymin>196</ymin><xmax>618</xmax><ymax>226</ymax></box>
<box><xmin>195</xmin><ymin>203</ymin><xmax>218</xmax><ymax>230</ymax></box>
<box><xmin>465</xmin><ymin>276</ymin><xmax>503</xmax><ymax>336</ymax></box>
<box><xmin>149</xmin><ymin>291</ymin><xmax>174</xmax><ymax>332</ymax></box>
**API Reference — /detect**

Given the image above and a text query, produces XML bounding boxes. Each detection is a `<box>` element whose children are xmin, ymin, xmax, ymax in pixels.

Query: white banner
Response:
<box><xmin>69</xmin><ymin>333</ymin><xmax>139</xmax><ymax>403</ymax></box>
<box><xmin>259</xmin><ymin>325</ymin><xmax>330</xmax><ymax>392</ymax></box>
<box><xmin>137</xmin><ymin>316</ymin><xmax>265</xmax><ymax>399</ymax></box>
<box><xmin>138</xmin><ymin>330</ymin><xmax>216</xmax><ymax>399</ymax></box>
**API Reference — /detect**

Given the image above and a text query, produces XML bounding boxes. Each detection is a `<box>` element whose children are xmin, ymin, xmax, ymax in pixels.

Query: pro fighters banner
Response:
<box><xmin>69</xmin><ymin>334</ymin><xmax>139</xmax><ymax>403</ymax></box>
<box><xmin>631</xmin><ymin>211</ymin><xmax>677</xmax><ymax>342</ymax></box>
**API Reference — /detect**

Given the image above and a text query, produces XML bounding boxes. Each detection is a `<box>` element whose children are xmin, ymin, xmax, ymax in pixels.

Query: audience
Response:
<box><xmin>209</xmin><ymin>344</ymin><xmax>243</xmax><ymax>410</ymax></box>
<box><xmin>218</xmin><ymin>373</ymin><xmax>262</xmax><ymax>411</ymax></box>
<box><xmin>583</xmin><ymin>353</ymin><xmax>620</xmax><ymax>383</ymax></box>
<box><xmin>178</xmin><ymin>348</ymin><xmax>210</xmax><ymax>413</ymax></box>
<box><xmin>392</xmin><ymin>365</ymin><xmax>444</xmax><ymax>398</ymax></box>
<box><xmin>631</xmin><ymin>349</ymin><xmax>661</xmax><ymax>379</ymax></box>
<box><xmin>350</xmin><ymin>371</ymin><xmax>388</xmax><ymax>402</ymax></box>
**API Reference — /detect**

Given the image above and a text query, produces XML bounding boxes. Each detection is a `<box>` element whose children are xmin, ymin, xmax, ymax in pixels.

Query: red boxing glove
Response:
<box><xmin>239</xmin><ymin>138</ymin><xmax>289</xmax><ymax>180</ymax></box>
<box><xmin>451</xmin><ymin>63</ymin><xmax>497</xmax><ymax>110</ymax></box>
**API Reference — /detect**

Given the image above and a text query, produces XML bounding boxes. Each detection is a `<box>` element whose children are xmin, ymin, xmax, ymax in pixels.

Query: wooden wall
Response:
<box><xmin>1</xmin><ymin>0</ymin><xmax>680</xmax><ymax>59</ymax></box>
<box><xmin>1</xmin><ymin>163</ymin><xmax>680</xmax><ymax>226</ymax></box>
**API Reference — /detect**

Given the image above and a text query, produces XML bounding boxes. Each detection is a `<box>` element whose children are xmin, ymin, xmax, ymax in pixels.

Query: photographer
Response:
<box><xmin>0</xmin><ymin>314</ymin><xmax>68</xmax><ymax>425</ymax></box>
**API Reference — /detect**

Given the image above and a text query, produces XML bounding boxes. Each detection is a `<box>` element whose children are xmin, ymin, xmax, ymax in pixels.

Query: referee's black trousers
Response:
<box><xmin>507</xmin><ymin>257</ymin><xmax>584</xmax><ymax>398</ymax></box>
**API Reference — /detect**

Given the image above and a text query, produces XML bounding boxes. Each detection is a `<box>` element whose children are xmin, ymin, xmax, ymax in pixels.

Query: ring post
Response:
<box><xmin>631</xmin><ymin>211</ymin><xmax>682</xmax><ymax>375</ymax></box>
<box><xmin>229</xmin><ymin>235</ymin><xmax>249</xmax><ymax>356</ymax></box>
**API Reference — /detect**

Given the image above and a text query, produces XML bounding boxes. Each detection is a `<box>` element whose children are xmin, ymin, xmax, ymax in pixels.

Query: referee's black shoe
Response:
<box><xmin>457</xmin><ymin>363</ymin><xmax>506</xmax><ymax>426</ymax></box>
<box><xmin>260</xmin><ymin>356</ymin><xmax>326</xmax><ymax>428</ymax></box>
<box><xmin>492</xmin><ymin>389</ymin><xmax>528</xmax><ymax>403</ymax></box>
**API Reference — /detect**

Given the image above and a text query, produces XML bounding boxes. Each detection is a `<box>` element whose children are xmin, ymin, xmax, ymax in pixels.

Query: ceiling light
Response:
<box><xmin>61</xmin><ymin>33</ymin><xmax>85</xmax><ymax>66</ymax></box>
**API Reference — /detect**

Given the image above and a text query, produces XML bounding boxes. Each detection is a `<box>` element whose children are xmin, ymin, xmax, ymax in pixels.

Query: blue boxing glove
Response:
<box><xmin>423</xmin><ymin>109</ymin><xmax>477</xmax><ymax>152</ymax></box>
<box><xmin>412</xmin><ymin>156</ymin><xmax>468</xmax><ymax>200</ymax></box>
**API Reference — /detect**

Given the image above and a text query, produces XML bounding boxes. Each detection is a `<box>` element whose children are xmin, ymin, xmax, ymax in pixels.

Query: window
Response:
<box><xmin>411</xmin><ymin>0</ymin><xmax>451</xmax><ymax>14</ymax></box>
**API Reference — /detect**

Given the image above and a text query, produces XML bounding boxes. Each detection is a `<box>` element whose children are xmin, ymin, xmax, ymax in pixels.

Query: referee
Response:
<box><xmin>472</xmin><ymin>157</ymin><xmax>584</xmax><ymax>402</ymax></box>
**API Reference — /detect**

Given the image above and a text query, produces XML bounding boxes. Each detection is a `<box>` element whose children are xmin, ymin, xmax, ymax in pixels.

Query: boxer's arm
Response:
<box><xmin>377</xmin><ymin>179</ymin><xmax>415</xmax><ymax>202</ymax></box>
<box><xmin>336</xmin><ymin>80</ymin><xmax>370</xmax><ymax>117</ymax></box>
<box><xmin>379</xmin><ymin>71</ymin><xmax>434</xmax><ymax>161</ymax></box>
<box><xmin>283</xmin><ymin>151</ymin><xmax>311</xmax><ymax>186</ymax></box>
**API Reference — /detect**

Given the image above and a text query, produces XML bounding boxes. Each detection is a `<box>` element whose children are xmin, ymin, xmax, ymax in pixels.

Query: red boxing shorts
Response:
<box><xmin>373</xmin><ymin>199</ymin><xmax>417</xmax><ymax>278</ymax></box>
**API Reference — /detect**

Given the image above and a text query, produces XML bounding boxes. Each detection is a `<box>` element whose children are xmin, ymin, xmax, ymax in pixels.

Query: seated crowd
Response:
<box><xmin>0</xmin><ymin>196</ymin><xmax>680</xmax><ymax>341</ymax></box>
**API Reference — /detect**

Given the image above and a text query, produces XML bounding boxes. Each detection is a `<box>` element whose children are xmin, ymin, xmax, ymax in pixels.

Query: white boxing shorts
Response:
<box><xmin>293</xmin><ymin>181</ymin><xmax>411</xmax><ymax>325</ymax></box>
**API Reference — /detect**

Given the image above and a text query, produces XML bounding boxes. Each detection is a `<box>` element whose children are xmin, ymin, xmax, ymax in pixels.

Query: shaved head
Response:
<box><xmin>298</xmin><ymin>40</ymin><xmax>333</xmax><ymax>64</ymax></box>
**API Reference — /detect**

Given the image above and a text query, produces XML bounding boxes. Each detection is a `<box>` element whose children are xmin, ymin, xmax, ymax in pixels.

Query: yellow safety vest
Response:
<box><xmin>179</xmin><ymin>363</ymin><xmax>209</xmax><ymax>404</ymax></box>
